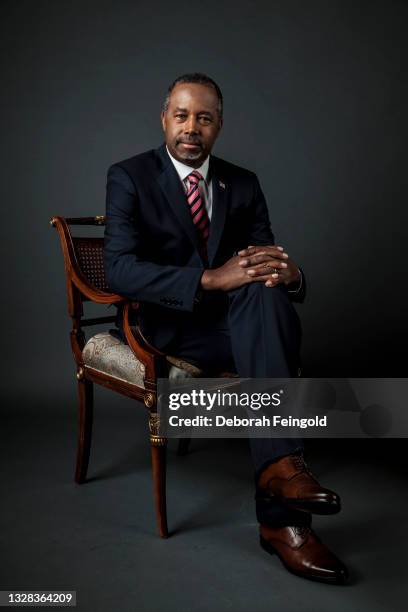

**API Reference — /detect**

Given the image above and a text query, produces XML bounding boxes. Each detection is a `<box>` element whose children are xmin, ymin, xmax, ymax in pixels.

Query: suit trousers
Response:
<box><xmin>165</xmin><ymin>282</ymin><xmax>311</xmax><ymax>527</ymax></box>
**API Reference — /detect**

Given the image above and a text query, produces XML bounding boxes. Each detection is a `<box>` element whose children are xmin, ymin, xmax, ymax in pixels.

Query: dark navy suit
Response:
<box><xmin>104</xmin><ymin>143</ymin><xmax>309</xmax><ymax>527</ymax></box>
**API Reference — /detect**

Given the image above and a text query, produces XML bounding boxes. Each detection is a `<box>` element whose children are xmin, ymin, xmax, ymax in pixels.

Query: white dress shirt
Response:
<box><xmin>166</xmin><ymin>146</ymin><xmax>213</xmax><ymax>220</ymax></box>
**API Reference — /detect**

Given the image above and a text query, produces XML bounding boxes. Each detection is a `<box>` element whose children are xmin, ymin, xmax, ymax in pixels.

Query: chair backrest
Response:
<box><xmin>51</xmin><ymin>215</ymin><xmax>159</xmax><ymax>387</ymax></box>
<box><xmin>50</xmin><ymin>215</ymin><xmax>122</xmax><ymax>334</ymax></box>
<box><xmin>71</xmin><ymin>236</ymin><xmax>109</xmax><ymax>292</ymax></box>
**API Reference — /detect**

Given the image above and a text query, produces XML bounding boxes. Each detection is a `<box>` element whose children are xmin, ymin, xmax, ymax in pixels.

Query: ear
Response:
<box><xmin>160</xmin><ymin>111</ymin><xmax>166</xmax><ymax>132</ymax></box>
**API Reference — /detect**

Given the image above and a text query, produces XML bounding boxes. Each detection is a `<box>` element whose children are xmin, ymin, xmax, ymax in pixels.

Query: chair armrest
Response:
<box><xmin>123</xmin><ymin>302</ymin><xmax>163</xmax><ymax>383</ymax></box>
<box><xmin>71</xmin><ymin>272</ymin><xmax>123</xmax><ymax>304</ymax></box>
<box><xmin>130</xmin><ymin>324</ymin><xmax>165</xmax><ymax>357</ymax></box>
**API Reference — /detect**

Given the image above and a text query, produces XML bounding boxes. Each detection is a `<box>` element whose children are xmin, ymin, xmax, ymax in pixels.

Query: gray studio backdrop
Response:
<box><xmin>1</xmin><ymin>0</ymin><xmax>407</xmax><ymax>404</ymax></box>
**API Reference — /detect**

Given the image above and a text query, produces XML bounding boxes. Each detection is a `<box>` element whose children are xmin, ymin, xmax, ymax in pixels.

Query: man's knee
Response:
<box><xmin>229</xmin><ymin>282</ymin><xmax>301</xmax><ymax>330</ymax></box>
<box><xmin>233</xmin><ymin>281</ymin><xmax>291</xmax><ymax>306</ymax></box>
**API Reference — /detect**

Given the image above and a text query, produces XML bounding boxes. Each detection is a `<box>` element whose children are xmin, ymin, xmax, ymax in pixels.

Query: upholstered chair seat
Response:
<box><xmin>82</xmin><ymin>331</ymin><xmax>204</xmax><ymax>386</ymax></box>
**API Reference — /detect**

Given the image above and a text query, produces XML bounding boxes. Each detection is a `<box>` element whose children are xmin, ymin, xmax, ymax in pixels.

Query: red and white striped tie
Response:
<box><xmin>185</xmin><ymin>170</ymin><xmax>210</xmax><ymax>261</ymax></box>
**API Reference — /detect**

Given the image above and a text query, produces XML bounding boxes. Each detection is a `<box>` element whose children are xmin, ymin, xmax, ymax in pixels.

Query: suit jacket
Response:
<box><xmin>103</xmin><ymin>143</ymin><xmax>306</xmax><ymax>349</ymax></box>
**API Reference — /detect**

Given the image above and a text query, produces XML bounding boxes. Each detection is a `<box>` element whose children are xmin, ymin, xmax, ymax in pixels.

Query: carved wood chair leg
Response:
<box><xmin>149</xmin><ymin>411</ymin><xmax>168</xmax><ymax>538</ymax></box>
<box><xmin>151</xmin><ymin>442</ymin><xmax>168</xmax><ymax>538</ymax></box>
<box><xmin>75</xmin><ymin>376</ymin><xmax>93</xmax><ymax>484</ymax></box>
<box><xmin>177</xmin><ymin>437</ymin><xmax>191</xmax><ymax>456</ymax></box>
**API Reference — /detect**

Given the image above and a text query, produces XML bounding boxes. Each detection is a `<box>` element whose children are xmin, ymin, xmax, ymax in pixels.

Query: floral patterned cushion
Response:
<box><xmin>82</xmin><ymin>331</ymin><xmax>202</xmax><ymax>387</ymax></box>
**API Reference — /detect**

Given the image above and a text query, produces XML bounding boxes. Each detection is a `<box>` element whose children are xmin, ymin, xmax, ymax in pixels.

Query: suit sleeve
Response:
<box><xmin>247</xmin><ymin>174</ymin><xmax>306</xmax><ymax>304</ymax></box>
<box><xmin>103</xmin><ymin>164</ymin><xmax>204</xmax><ymax>311</ymax></box>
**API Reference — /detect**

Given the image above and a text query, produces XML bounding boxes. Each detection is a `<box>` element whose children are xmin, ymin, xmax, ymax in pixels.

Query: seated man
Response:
<box><xmin>104</xmin><ymin>72</ymin><xmax>347</xmax><ymax>584</ymax></box>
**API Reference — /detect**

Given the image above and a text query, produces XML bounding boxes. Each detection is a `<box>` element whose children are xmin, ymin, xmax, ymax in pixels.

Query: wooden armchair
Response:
<box><xmin>50</xmin><ymin>214</ymin><xmax>214</xmax><ymax>538</ymax></box>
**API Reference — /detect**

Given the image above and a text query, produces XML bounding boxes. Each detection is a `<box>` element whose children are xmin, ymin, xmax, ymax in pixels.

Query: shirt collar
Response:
<box><xmin>166</xmin><ymin>145</ymin><xmax>210</xmax><ymax>183</ymax></box>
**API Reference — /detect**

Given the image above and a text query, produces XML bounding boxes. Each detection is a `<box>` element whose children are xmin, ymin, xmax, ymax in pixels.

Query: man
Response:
<box><xmin>104</xmin><ymin>73</ymin><xmax>348</xmax><ymax>583</ymax></box>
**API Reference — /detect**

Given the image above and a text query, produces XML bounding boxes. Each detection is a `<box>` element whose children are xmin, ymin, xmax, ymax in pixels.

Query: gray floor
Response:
<box><xmin>1</xmin><ymin>387</ymin><xmax>407</xmax><ymax>612</ymax></box>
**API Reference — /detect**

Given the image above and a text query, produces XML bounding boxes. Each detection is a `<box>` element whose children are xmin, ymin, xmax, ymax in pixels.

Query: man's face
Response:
<box><xmin>161</xmin><ymin>82</ymin><xmax>223</xmax><ymax>167</ymax></box>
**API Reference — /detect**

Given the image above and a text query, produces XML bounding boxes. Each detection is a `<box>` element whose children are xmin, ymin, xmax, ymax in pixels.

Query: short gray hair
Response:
<box><xmin>162</xmin><ymin>72</ymin><xmax>223</xmax><ymax>118</ymax></box>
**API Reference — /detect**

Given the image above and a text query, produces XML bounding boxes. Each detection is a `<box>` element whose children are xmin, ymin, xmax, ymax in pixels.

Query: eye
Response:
<box><xmin>199</xmin><ymin>115</ymin><xmax>212</xmax><ymax>124</ymax></box>
<box><xmin>175</xmin><ymin>113</ymin><xmax>187</xmax><ymax>120</ymax></box>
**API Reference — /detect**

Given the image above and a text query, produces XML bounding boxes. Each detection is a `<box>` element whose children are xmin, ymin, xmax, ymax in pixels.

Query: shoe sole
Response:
<box><xmin>259</xmin><ymin>536</ymin><xmax>347</xmax><ymax>585</ymax></box>
<box><xmin>256</xmin><ymin>492</ymin><xmax>341</xmax><ymax>516</ymax></box>
<box><xmin>283</xmin><ymin>498</ymin><xmax>341</xmax><ymax>515</ymax></box>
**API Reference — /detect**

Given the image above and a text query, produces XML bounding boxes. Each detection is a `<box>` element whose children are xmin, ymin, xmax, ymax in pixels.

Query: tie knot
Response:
<box><xmin>187</xmin><ymin>170</ymin><xmax>203</xmax><ymax>184</ymax></box>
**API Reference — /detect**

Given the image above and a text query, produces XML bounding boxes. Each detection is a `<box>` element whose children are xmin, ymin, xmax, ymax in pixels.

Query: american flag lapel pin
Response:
<box><xmin>219</xmin><ymin>180</ymin><xmax>226</xmax><ymax>189</ymax></box>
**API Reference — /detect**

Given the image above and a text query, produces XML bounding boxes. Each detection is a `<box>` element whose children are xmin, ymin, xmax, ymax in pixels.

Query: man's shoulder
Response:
<box><xmin>108</xmin><ymin>147</ymin><xmax>259</xmax><ymax>186</ymax></box>
<box><xmin>210</xmin><ymin>154</ymin><xmax>257</xmax><ymax>183</ymax></box>
<box><xmin>109</xmin><ymin>148</ymin><xmax>161</xmax><ymax>177</ymax></box>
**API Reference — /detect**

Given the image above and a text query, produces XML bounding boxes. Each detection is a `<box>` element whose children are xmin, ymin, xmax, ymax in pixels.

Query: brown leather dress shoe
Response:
<box><xmin>257</xmin><ymin>453</ymin><xmax>341</xmax><ymax>515</ymax></box>
<box><xmin>260</xmin><ymin>524</ymin><xmax>348</xmax><ymax>584</ymax></box>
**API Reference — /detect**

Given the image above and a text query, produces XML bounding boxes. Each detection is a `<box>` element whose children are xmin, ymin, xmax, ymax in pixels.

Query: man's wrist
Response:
<box><xmin>201</xmin><ymin>269</ymin><xmax>217</xmax><ymax>291</ymax></box>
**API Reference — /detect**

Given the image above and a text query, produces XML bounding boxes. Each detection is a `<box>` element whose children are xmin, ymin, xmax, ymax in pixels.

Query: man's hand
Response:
<box><xmin>201</xmin><ymin>246</ymin><xmax>300</xmax><ymax>292</ymax></box>
<box><xmin>201</xmin><ymin>255</ymin><xmax>255</xmax><ymax>291</ymax></box>
<box><xmin>237</xmin><ymin>245</ymin><xmax>301</xmax><ymax>288</ymax></box>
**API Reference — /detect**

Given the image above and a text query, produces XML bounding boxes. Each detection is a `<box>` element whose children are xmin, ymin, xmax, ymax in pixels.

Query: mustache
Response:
<box><xmin>176</xmin><ymin>137</ymin><xmax>202</xmax><ymax>146</ymax></box>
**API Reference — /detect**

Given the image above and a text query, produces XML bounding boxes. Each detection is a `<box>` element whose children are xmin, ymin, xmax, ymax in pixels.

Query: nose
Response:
<box><xmin>184</xmin><ymin>115</ymin><xmax>199</xmax><ymax>134</ymax></box>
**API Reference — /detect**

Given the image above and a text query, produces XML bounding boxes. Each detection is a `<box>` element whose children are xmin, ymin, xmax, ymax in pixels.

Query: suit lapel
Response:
<box><xmin>155</xmin><ymin>145</ymin><xmax>201</xmax><ymax>252</ymax></box>
<box><xmin>207</xmin><ymin>158</ymin><xmax>228</xmax><ymax>266</ymax></box>
<box><xmin>154</xmin><ymin>145</ymin><xmax>229</xmax><ymax>266</ymax></box>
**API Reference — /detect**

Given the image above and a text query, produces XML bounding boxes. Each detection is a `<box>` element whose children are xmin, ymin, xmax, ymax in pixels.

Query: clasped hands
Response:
<box><xmin>201</xmin><ymin>245</ymin><xmax>301</xmax><ymax>292</ymax></box>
